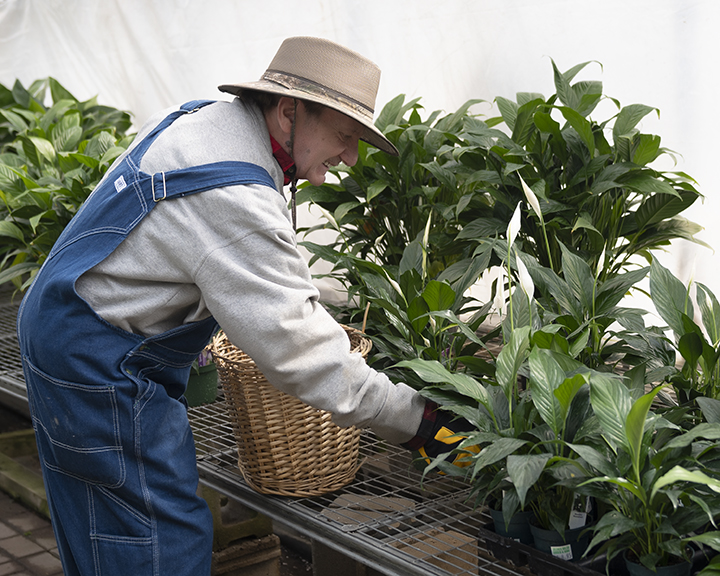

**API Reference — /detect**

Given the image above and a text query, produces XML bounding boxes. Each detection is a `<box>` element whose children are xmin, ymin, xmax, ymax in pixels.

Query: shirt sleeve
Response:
<box><xmin>191</xmin><ymin>184</ymin><xmax>425</xmax><ymax>445</ymax></box>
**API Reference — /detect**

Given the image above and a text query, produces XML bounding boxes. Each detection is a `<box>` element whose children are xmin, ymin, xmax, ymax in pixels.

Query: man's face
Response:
<box><xmin>292</xmin><ymin>103</ymin><xmax>363</xmax><ymax>186</ymax></box>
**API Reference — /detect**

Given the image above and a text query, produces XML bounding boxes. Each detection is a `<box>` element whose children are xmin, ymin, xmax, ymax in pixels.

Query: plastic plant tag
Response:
<box><xmin>567</xmin><ymin>494</ymin><xmax>591</xmax><ymax>529</ymax></box>
<box><xmin>568</xmin><ymin>510</ymin><xmax>587</xmax><ymax>529</ymax></box>
<box><xmin>551</xmin><ymin>544</ymin><xmax>573</xmax><ymax>561</ymax></box>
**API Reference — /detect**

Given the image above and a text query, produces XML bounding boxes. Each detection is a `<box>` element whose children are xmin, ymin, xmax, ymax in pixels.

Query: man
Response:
<box><xmin>17</xmin><ymin>37</ymin><xmax>471</xmax><ymax>576</ymax></box>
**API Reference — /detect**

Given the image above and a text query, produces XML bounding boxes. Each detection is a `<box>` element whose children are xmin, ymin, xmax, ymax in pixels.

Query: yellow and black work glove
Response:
<box><xmin>401</xmin><ymin>401</ymin><xmax>479</xmax><ymax>470</ymax></box>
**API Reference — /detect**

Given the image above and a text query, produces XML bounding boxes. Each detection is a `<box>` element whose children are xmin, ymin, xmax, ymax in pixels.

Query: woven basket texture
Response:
<box><xmin>211</xmin><ymin>326</ymin><xmax>371</xmax><ymax>497</ymax></box>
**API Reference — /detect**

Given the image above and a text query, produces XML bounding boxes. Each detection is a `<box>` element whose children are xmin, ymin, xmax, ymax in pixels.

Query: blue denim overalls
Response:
<box><xmin>16</xmin><ymin>101</ymin><xmax>276</xmax><ymax>576</ymax></box>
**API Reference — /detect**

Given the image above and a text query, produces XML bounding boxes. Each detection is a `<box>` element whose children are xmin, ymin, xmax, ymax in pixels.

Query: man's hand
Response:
<box><xmin>402</xmin><ymin>401</ymin><xmax>479</xmax><ymax>469</ymax></box>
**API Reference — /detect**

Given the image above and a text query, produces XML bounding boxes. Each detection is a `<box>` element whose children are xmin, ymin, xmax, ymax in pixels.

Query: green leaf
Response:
<box><xmin>528</xmin><ymin>348</ymin><xmax>565</xmax><ymax>436</ymax></box>
<box><xmin>68</xmin><ymin>153</ymin><xmax>99</xmax><ymax>169</ymax></box>
<box><xmin>664</xmin><ymin>422</ymin><xmax>720</xmax><ymax>449</ymax></box>
<box><xmin>0</xmin><ymin>109</ymin><xmax>29</xmax><ymax>133</ymax></box>
<box><xmin>28</xmin><ymin>136</ymin><xmax>56</xmax><ymax>164</ymax></box>
<box><xmin>626</xmin><ymin>385</ymin><xmax>667</xmax><ymax>480</ymax></box>
<box><xmin>686</xmin><ymin>531</ymin><xmax>720</xmax><ymax>554</ymax></box>
<box><xmin>590</xmin><ymin>373</ymin><xmax>631</xmax><ymax>452</ymax></box>
<box><xmin>495</xmin><ymin>326</ymin><xmax>531</xmax><ymax>402</ymax></box>
<box><xmin>422</xmin><ymin>280</ymin><xmax>456</xmax><ymax>312</ymax></box>
<box><xmin>394</xmin><ymin>359</ymin><xmax>491</xmax><ymax>408</ymax></box>
<box><xmin>366</xmin><ymin>180</ymin><xmax>386</xmax><ymax>202</ymax></box>
<box><xmin>559</xmin><ymin>107</ymin><xmax>595</xmax><ymax>156</ymax></box>
<box><xmin>559</xmin><ymin>243</ymin><xmax>595</xmax><ymax>312</ymax></box>
<box><xmin>581</xmin><ymin>475</ymin><xmax>645</xmax><ymax>502</ymax></box>
<box><xmin>472</xmin><ymin>437</ymin><xmax>528</xmax><ymax>472</ymax></box>
<box><xmin>649</xmin><ymin>257</ymin><xmax>692</xmax><ymax>335</ymax></box>
<box><xmin>697</xmin><ymin>398</ymin><xmax>720</xmax><ymax>424</ymax></box>
<box><xmin>632</xmin><ymin>134</ymin><xmax>662</xmax><ymax>166</ymax></box>
<box><xmin>511</xmin><ymin>98</ymin><xmax>543</xmax><ymax>146</ymax></box>
<box><xmin>651</xmin><ymin>466</ymin><xmax>720</xmax><ymax>501</ymax></box>
<box><xmin>507</xmin><ymin>453</ymin><xmax>552</xmax><ymax>507</ymax></box>
<box><xmin>635</xmin><ymin>191</ymin><xmax>698</xmax><ymax>230</ymax></box>
<box><xmin>555</xmin><ymin>373</ymin><xmax>588</xmax><ymax>414</ymax></box>
<box><xmin>52</xmin><ymin>124</ymin><xmax>83</xmax><ymax>153</ymax></box>
<box><xmin>406</xmin><ymin>296</ymin><xmax>429</xmax><ymax>334</ymax></box>
<box><xmin>399</xmin><ymin>242</ymin><xmax>423</xmax><ymax>278</ymax></box>
<box><xmin>334</xmin><ymin>201</ymin><xmax>360</xmax><ymax>223</ymax></box>
<box><xmin>613</xmin><ymin>104</ymin><xmax>658</xmax><ymax>143</ymax></box>
<box><xmin>0</xmin><ymin>261</ymin><xmax>38</xmax><ymax>285</ymax></box>
<box><xmin>586</xmin><ymin>510</ymin><xmax>644</xmax><ymax>552</ymax></box>
<box><xmin>0</xmin><ymin>221</ymin><xmax>24</xmax><ymax>241</ymax></box>
<box><xmin>457</xmin><ymin>217</ymin><xmax>506</xmax><ymax>239</ymax></box>
<box><xmin>567</xmin><ymin>443</ymin><xmax>617</xmax><ymax>477</ymax></box>
<box><xmin>495</xmin><ymin>97</ymin><xmax>517</xmax><ymax>131</ymax></box>
<box><xmin>697</xmin><ymin>283</ymin><xmax>720</xmax><ymax>346</ymax></box>
<box><xmin>678</xmin><ymin>330</ymin><xmax>703</xmax><ymax>369</ymax></box>
<box><xmin>622</xmin><ymin>172</ymin><xmax>679</xmax><ymax>198</ymax></box>
<box><xmin>48</xmin><ymin>77</ymin><xmax>77</xmax><ymax>103</ymax></box>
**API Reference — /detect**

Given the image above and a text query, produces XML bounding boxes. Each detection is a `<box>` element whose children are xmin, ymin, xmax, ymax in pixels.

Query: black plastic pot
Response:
<box><xmin>488</xmin><ymin>506</ymin><xmax>535</xmax><ymax>545</ymax></box>
<box><xmin>624</xmin><ymin>552</ymin><xmax>692</xmax><ymax>576</ymax></box>
<box><xmin>529</xmin><ymin>520</ymin><xmax>592</xmax><ymax>563</ymax></box>
<box><xmin>479</xmin><ymin>522</ymin><xmax>612</xmax><ymax>576</ymax></box>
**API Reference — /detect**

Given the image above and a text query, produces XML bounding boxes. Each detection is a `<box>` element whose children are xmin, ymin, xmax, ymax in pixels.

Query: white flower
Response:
<box><xmin>516</xmin><ymin>253</ymin><xmax>535</xmax><ymax>301</ymax></box>
<box><xmin>494</xmin><ymin>267</ymin><xmax>506</xmax><ymax>316</ymax></box>
<box><xmin>519</xmin><ymin>175</ymin><xmax>542</xmax><ymax>221</ymax></box>
<box><xmin>595</xmin><ymin>246</ymin><xmax>606</xmax><ymax>280</ymax></box>
<box><xmin>506</xmin><ymin>202</ymin><xmax>522</xmax><ymax>249</ymax></box>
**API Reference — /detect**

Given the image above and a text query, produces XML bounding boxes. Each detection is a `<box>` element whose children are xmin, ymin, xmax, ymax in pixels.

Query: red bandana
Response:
<box><xmin>270</xmin><ymin>135</ymin><xmax>296</xmax><ymax>185</ymax></box>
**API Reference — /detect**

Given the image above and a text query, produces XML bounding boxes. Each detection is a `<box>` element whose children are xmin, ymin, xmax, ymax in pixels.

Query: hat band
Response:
<box><xmin>262</xmin><ymin>70</ymin><xmax>374</xmax><ymax>120</ymax></box>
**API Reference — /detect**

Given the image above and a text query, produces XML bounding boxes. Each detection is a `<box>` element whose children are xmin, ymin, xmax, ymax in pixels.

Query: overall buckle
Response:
<box><xmin>151</xmin><ymin>172</ymin><xmax>167</xmax><ymax>202</ymax></box>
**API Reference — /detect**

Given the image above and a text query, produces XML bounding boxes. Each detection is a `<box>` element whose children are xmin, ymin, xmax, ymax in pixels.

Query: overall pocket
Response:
<box><xmin>23</xmin><ymin>357</ymin><xmax>125</xmax><ymax>488</ymax></box>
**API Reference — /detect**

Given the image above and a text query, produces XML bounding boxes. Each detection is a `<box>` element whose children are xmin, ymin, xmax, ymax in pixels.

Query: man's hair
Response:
<box><xmin>241</xmin><ymin>90</ymin><xmax>324</xmax><ymax>117</ymax></box>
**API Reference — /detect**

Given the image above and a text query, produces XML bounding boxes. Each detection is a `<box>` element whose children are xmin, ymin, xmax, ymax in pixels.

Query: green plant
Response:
<box><xmin>191</xmin><ymin>347</ymin><xmax>214</xmax><ymax>375</ymax></box>
<box><xmin>648</xmin><ymin>256</ymin><xmax>720</xmax><ymax>409</ymax></box>
<box><xmin>297</xmin><ymin>94</ymin><xmax>489</xmax><ymax>275</ymax></box>
<box><xmin>455</xmin><ymin>59</ymin><xmax>706</xmax><ymax>282</ymax></box>
<box><xmin>577</xmin><ymin>381</ymin><xmax>720</xmax><ymax>572</ymax></box>
<box><xmin>0</xmin><ymin>77</ymin><xmax>135</xmax><ymax>291</ymax></box>
<box><xmin>396</xmin><ymin>323</ymin><xmax>611</xmax><ymax>535</ymax></box>
<box><xmin>303</xmin><ymin>238</ymin><xmax>497</xmax><ymax>384</ymax></box>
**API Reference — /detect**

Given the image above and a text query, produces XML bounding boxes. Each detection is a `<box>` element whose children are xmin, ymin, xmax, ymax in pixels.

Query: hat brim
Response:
<box><xmin>219</xmin><ymin>81</ymin><xmax>398</xmax><ymax>156</ymax></box>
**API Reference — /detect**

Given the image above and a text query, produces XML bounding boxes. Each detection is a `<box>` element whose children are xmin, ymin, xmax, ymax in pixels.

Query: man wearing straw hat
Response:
<box><xmin>17</xmin><ymin>37</ymin><xmax>473</xmax><ymax>576</ymax></box>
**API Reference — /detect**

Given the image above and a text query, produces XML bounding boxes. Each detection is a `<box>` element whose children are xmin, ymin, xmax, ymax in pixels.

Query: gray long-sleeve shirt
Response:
<box><xmin>75</xmin><ymin>98</ymin><xmax>425</xmax><ymax>445</ymax></box>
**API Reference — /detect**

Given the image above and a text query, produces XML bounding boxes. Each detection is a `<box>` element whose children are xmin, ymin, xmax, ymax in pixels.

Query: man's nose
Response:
<box><xmin>340</xmin><ymin>144</ymin><xmax>359</xmax><ymax>167</ymax></box>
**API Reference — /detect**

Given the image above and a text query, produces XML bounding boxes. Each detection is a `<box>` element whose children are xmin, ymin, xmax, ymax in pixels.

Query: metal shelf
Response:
<box><xmin>0</xmin><ymin>288</ymin><xmax>601</xmax><ymax>576</ymax></box>
<box><xmin>190</xmin><ymin>398</ymin><xmax>529</xmax><ymax>576</ymax></box>
<box><xmin>0</xmin><ymin>298</ymin><xmax>29</xmax><ymax>417</ymax></box>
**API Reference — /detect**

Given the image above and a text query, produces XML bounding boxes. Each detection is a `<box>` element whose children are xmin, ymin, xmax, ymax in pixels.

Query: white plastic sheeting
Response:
<box><xmin>1</xmin><ymin>0</ymin><xmax>718</xmax><ymax>308</ymax></box>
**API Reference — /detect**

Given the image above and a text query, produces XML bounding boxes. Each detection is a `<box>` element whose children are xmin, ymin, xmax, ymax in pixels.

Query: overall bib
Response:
<box><xmin>16</xmin><ymin>101</ymin><xmax>277</xmax><ymax>576</ymax></box>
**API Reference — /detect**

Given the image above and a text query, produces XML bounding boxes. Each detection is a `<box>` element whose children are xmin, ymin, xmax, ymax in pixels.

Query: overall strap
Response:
<box><xmin>128</xmin><ymin>100</ymin><xmax>216</xmax><ymax>161</ymax></box>
<box><xmin>143</xmin><ymin>160</ymin><xmax>277</xmax><ymax>203</ymax></box>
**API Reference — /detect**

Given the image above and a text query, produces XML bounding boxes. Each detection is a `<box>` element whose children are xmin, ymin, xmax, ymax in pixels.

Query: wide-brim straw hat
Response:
<box><xmin>219</xmin><ymin>36</ymin><xmax>398</xmax><ymax>156</ymax></box>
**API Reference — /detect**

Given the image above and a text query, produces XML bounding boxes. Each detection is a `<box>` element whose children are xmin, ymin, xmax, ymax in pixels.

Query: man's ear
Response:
<box><xmin>276</xmin><ymin>97</ymin><xmax>296</xmax><ymax>135</ymax></box>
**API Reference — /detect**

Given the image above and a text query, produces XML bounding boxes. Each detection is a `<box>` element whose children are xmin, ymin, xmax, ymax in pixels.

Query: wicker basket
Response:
<box><xmin>211</xmin><ymin>326</ymin><xmax>371</xmax><ymax>497</ymax></box>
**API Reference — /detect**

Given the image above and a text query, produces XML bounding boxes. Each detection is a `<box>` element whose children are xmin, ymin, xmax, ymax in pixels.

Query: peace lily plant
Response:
<box><xmin>294</xmin><ymin>59</ymin><xmax>719</xmax><ymax>571</ymax></box>
<box><xmin>0</xmin><ymin>77</ymin><xmax>134</xmax><ymax>292</ymax></box>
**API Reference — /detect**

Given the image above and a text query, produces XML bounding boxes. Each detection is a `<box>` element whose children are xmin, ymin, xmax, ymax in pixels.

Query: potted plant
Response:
<box><xmin>455</xmin><ymin>59</ymin><xmax>706</xmax><ymax>284</ymax></box>
<box><xmin>185</xmin><ymin>347</ymin><xmax>218</xmax><ymax>407</ymax></box>
<box><xmin>297</xmin><ymin>94</ymin><xmax>488</xmax><ymax>275</ymax></box>
<box><xmin>647</xmin><ymin>256</ymin><xmax>720</xmax><ymax>411</ymax></box>
<box><xmin>575</xmin><ymin>378</ymin><xmax>720</xmax><ymax>575</ymax></box>
<box><xmin>301</xmin><ymin>232</ymin><xmax>498</xmax><ymax>382</ymax></box>
<box><xmin>0</xmin><ymin>77</ymin><xmax>135</xmax><ymax>292</ymax></box>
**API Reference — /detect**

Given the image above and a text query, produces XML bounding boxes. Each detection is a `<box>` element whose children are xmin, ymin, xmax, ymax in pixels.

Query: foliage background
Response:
<box><xmin>0</xmin><ymin>0</ymin><xmax>717</xmax><ymax>316</ymax></box>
